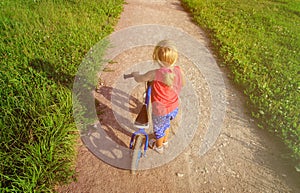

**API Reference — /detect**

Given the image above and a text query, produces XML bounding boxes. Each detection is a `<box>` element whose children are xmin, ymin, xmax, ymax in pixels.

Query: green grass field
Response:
<box><xmin>0</xmin><ymin>0</ymin><xmax>123</xmax><ymax>192</ymax></box>
<box><xmin>1</xmin><ymin>0</ymin><xmax>299</xmax><ymax>191</ymax></box>
<box><xmin>181</xmin><ymin>0</ymin><xmax>300</xmax><ymax>163</ymax></box>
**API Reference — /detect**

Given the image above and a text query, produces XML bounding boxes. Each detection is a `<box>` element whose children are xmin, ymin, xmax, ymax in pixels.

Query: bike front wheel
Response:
<box><xmin>131</xmin><ymin>135</ymin><xmax>144</xmax><ymax>174</ymax></box>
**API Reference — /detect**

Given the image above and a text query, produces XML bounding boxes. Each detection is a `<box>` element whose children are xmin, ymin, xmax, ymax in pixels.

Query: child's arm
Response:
<box><xmin>132</xmin><ymin>70</ymin><xmax>156</xmax><ymax>82</ymax></box>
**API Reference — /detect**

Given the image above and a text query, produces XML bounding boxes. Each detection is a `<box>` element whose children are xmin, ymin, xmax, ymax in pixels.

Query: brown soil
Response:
<box><xmin>57</xmin><ymin>0</ymin><xmax>300</xmax><ymax>192</ymax></box>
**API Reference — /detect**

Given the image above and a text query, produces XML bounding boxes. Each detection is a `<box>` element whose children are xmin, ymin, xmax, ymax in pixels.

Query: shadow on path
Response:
<box><xmin>95</xmin><ymin>85</ymin><xmax>144</xmax><ymax>147</ymax></box>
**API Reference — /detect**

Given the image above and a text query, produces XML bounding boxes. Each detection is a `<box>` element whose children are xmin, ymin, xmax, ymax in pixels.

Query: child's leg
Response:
<box><xmin>154</xmin><ymin>128</ymin><xmax>169</xmax><ymax>148</ymax></box>
<box><xmin>152</xmin><ymin>115</ymin><xmax>165</xmax><ymax>148</ymax></box>
<box><xmin>155</xmin><ymin>137</ymin><xmax>164</xmax><ymax>148</ymax></box>
<box><xmin>163</xmin><ymin>128</ymin><xmax>170</xmax><ymax>143</ymax></box>
<box><xmin>162</xmin><ymin>108</ymin><xmax>178</xmax><ymax>145</ymax></box>
<box><xmin>155</xmin><ymin>128</ymin><xmax>169</xmax><ymax>147</ymax></box>
<box><xmin>152</xmin><ymin>108</ymin><xmax>178</xmax><ymax>149</ymax></box>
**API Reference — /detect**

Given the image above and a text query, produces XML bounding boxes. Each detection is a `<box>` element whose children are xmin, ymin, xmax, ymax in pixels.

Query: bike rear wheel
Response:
<box><xmin>131</xmin><ymin>135</ymin><xmax>144</xmax><ymax>174</ymax></box>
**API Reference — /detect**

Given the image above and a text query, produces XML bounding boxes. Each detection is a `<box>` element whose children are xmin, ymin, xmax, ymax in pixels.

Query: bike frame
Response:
<box><xmin>129</xmin><ymin>81</ymin><xmax>151</xmax><ymax>157</ymax></box>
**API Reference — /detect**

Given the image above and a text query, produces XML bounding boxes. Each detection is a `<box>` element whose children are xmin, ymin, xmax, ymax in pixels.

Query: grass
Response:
<box><xmin>181</xmin><ymin>0</ymin><xmax>300</xmax><ymax>163</ymax></box>
<box><xmin>0</xmin><ymin>0</ymin><xmax>123</xmax><ymax>192</ymax></box>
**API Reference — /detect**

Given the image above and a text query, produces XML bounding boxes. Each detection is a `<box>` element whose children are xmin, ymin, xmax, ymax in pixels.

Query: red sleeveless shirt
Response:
<box><xmin>151</xmin><ymin>66</ymin><xmax>183</xmax><ymax>116</ymax></box>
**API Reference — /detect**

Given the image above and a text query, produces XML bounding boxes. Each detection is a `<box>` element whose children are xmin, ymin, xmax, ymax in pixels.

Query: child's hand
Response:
<box><xmin>131</xmin><ymin>70</ymin><xmax>155</xmax><ymax>82</ymax></box>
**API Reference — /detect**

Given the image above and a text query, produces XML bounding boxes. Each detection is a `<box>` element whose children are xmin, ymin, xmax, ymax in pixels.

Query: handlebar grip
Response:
<box><xmin>124</xmin><ymin>74</ymin><xmax>134</xmax><ymax>79</ymax></box>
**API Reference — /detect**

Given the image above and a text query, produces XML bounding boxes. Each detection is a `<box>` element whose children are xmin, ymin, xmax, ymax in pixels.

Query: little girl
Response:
<box><xmin>132</xmin><ymin>40</ymin><xmax>185</xmax><ymax>154</ymax></box>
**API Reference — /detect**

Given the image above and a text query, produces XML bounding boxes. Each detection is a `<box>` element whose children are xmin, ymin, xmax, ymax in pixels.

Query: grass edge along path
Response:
<box><xmin>181</xmin><ymin>0</ymin><xmax>300</xmax><ymax>167</ymax></box>
<box><xmin>0</xmin><ymin>0</ymin><xmax>124</xmax><ymax>192</ymax></box>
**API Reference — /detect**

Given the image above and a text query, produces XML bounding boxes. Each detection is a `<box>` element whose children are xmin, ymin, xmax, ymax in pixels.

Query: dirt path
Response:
<box><xmin>57</xmin><ymin>0</ymin><xmax>300</xmax><ymax>192</ymax></box>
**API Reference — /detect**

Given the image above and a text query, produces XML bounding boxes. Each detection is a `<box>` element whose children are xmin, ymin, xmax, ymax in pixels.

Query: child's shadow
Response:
<box><xmin>95</xmin><ymin>86</ymin><xmax>144</xmax><ymax>147</ymax></box>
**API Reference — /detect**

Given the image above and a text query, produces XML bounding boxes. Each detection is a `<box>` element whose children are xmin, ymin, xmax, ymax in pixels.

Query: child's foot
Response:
<box><xmin>163</xmin><ymin>141</ymin><xmax>169</xmax><ymax>148</ymax></box>
<box><xmin>149</xmin><ymin>139</ymin><xmax>156</xmax><ymax>149</ymax></box>
<box><xmin>149</xmin><ymin>139</ymin><xmax>164</xmax><ymax>154</ymax></box>
<box><xmin>153</xmin><ymin>146</ymin><xmax>164</xmax><ymax>154</ymax></box>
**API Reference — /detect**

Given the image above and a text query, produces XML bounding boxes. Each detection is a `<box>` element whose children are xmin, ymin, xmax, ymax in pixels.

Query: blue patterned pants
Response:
<box><xmin>152</xmin><ymin>108</ymin><xmax>179</xmax><ymax>139</ymax></box>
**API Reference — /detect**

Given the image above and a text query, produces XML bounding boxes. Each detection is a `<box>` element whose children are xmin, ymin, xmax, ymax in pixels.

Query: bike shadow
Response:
<box><xmin>94</xmin><ymin>85</ymin><xmax>144</xmax><ymax>147</ymax></box>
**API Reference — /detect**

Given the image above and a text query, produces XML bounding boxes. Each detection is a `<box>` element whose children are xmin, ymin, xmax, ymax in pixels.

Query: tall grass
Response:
<box><xmin>0</xmin><ymin>0</ymin><xmax>123</xmax><ymax>192</ymax></box>
<box><xmin>181</xmin><ymin>0</ymin><xmax>300</xmax><ymax>162</ymax></box>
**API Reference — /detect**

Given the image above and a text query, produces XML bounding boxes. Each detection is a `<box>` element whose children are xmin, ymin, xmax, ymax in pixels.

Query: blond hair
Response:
<box><xmin>153</xmin><ymin>40</ymin><xmax>178</xmax><ymax>87</ymax></box>
<box><xmin>152</xmin><ymin>40</ymin><xmax>178</xmax><ymax>67</ymax></box>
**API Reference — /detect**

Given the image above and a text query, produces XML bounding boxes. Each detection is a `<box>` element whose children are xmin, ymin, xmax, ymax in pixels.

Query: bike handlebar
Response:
<box><xmin>123</xmin><ymin>73</ymin><xmax>134</xmax><ymax>79</ymax></box>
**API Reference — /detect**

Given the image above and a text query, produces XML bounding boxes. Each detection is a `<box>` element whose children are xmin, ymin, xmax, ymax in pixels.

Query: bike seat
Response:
<box><xmin>134</xmin><ymin>104</ymin><xmax>149</xmax><ymax>128</ymax></box>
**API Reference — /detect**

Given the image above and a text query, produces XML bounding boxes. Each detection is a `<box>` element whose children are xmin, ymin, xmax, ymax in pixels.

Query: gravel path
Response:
<box><xmin>57</xmin><ymin>0</ymin><xmax>300</xmax><ymax>192</ymax></box>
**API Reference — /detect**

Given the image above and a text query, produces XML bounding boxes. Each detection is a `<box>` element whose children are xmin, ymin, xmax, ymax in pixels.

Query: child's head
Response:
<box><xmin>153</xmin><ymin>40</ymin><xmax>178</xmax><ymax>67</ymax></box>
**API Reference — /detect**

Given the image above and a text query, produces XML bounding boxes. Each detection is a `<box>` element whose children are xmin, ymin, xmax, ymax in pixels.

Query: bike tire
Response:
<box><xmin>131</xmin><ymin>135</ymin><xmax>144</xmax><ymax>174</ymax></box>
